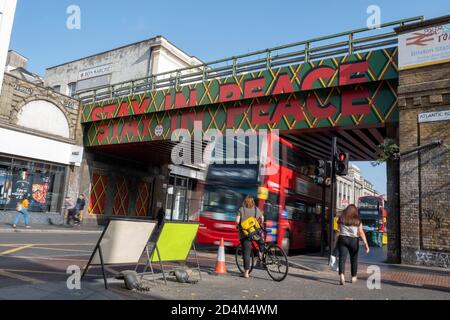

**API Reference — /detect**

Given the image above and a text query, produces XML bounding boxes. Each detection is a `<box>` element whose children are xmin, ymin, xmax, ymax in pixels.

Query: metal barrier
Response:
<box><xmin>76</xmin><ymin>16</ymin><xmax>423</xmax><ymax>104</ymax></box>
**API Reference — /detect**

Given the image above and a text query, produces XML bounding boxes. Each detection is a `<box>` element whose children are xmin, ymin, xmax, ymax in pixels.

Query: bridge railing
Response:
<box><xmin>76</xmin><ymin>16</ymin><xmax>423</xmax><ymax>105</ymax></box>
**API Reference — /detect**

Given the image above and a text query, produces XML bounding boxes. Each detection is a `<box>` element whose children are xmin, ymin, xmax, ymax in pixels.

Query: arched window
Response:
<box><xmin>16</xmin><ymin>100</ymin><xmax>70</xmax><ymax>138</ymax></box>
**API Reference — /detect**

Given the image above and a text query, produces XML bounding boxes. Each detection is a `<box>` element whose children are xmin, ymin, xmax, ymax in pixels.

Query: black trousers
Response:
<box><xmin>67</xmin><ymin>209</ymin><xmax>80</xmax><ymax>224</ymax></box>
<box><xmin>241</xmin><ymin>236</ymin><xmax>265</xmax><ymax>271</ymax></box>
<box><xmin>338</xmin><ymin>235</ymin><xmax>359</xmax><ymax>277</ymax></box>
<box><xmin>241</xmin><ymin>238</ymin><xmax>253</xmax><ymax>271</ymax></box>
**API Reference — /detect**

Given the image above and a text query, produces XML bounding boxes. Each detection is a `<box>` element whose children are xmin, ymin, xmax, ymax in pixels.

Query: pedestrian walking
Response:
<box><xmin>67</xmin><ymin>194</ymin><xmax>86</xmax><ymax>226</ymax></box>
<box><xmin>12</xmin><ymin>195</ymin><xmax>31</xmax><ymax>229</ymax></box>
<box><xmin>235</xmin><ymin>195</ymin><xmax>265</xmax><ymax>279</ymax></box>
<box><xmin>335</xmin><ymin>204</ymin><xmax>370</xmax><ymax>285</ymax></box>
<box><xmin>63</xmin><ymin>196</ymin><xmax>74</xmax><ymax>223</ymax></box>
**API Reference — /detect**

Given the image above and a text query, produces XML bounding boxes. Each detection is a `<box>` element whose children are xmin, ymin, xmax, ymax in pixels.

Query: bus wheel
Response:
<box><xmin>281</xmin><ymin>231</ymin><xmax>290</xmax><ymax>255</ymax></box>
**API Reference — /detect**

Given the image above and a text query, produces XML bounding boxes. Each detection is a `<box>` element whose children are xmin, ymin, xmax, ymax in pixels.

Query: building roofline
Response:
<box><xmin>8</xmin><ymin>66</ymin><xmax>42</xmax><ymax>79</ymax></box>
<box><xmin>46</xmin><ymin>35</ymin><xmax>202</xmax><ymax>70</ymax></box>
<box><xmin>46</xmin><ymin>36</ymin><xmax>161</xmax><ymax>70</ymax></box>
<box><xmin>7</xmin><ymin>50</ymin><xmax>28</xmax><ymax>60</ymax></box>
<box><xmin>158</xmin><ymin>37</ymin><xmax>202</xmax><ymax>64</ymax></box>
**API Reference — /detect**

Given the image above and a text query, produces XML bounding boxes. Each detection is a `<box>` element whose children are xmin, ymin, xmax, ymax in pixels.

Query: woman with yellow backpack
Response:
<box><xmin>235</xmin><ymin>195</ymin><xmax>265</xmax><ymax>278</ymax></box>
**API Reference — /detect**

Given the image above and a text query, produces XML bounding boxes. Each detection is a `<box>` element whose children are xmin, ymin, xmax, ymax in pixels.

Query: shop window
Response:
<box><xmin>165</xmin><ymin>175</ymin><xmax>197</xmax><ymax>222</ymax></box>
<box><xmin>7</xmin><ymin>162</ymin><xmax>32</xmax><ymax>211</ymax></box>
<box><xmin>0</xmin><ymin>157</ymin><xmax>66</xmax><ymax>213</ymax></box>
<box><xmin>0</xmin><ymin>164</ymin><xmax>12</xmax><ymax>210</ymax></box>
<box><xmin>68</xmin><ymin>82</ymin><xmax>77</xmax><ymax>97</ymax></box>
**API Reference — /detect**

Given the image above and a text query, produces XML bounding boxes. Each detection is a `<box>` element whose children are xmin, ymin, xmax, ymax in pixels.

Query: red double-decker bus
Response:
<box><xmin>196</xmin><ymin>134</ymin><xmax>327</xmax><ymax>253</ymax></box>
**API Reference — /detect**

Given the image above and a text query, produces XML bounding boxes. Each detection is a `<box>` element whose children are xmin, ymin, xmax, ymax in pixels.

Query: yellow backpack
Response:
<box><xmin>240</xmin><ymin>216</ymin><xmax>261</xmax><ymax>236</ymax></box>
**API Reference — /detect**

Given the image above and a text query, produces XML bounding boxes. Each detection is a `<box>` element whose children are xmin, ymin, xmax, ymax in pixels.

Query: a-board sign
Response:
<box><xmin>91</xmin><ymin>218</ymin><xmax>156</xmax><ymax>265</ymax></box>
<box><xmin>151</xmin><ymin>222</ymin><xmax>200</xmax><ymax>262</ymax></box>
<box><xmin>82</xmin><ymin>217</ymin><xmax>157</xmax><ymax>289</ymax></box>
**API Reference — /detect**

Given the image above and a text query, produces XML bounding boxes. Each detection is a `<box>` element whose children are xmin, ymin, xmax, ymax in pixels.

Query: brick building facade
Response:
<box><xmin>395</xmin><ymin>15</ymin><xmax>450</xmax><ymax>268</ymax></box>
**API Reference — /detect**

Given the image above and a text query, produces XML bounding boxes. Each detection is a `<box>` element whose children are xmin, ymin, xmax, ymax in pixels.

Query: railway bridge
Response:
<box><xmin>77</xmin><ymin>15</ymin><xmax>450</xmax><ymax>267</ymax></box>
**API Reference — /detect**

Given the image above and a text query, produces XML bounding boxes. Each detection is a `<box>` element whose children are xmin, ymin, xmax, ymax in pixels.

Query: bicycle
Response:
<box><xmin>235</xmin><ymin>229</ymin><xmax>289</xmax><ymax>282</ymax></box>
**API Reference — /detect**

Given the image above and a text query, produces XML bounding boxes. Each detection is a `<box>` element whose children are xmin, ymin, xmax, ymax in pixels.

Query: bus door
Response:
<box><xmin>263</xmin><ymin>192</ymin><xmax>280</xmax><ymax>244</ymax></box>
<box><xmin>305</xmin><ymin>204</ymin><xmax>321</xmax><ymax>249</ymax></box>
<box><xmin>285</xmin><ymin>198</ymin><xmax>307</xmax><ymax>250</ymax></box>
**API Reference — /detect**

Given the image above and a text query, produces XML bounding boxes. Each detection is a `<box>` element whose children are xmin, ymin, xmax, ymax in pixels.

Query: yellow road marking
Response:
<box><xmin>12</xmin><ymin>256</ymin><xmax>90</xmax><ymax>261</ymax></box>
<box><xmin>0</xmin><ymin>269</ymin><xmax>44</xmax><ymax>285</ymax></box>
<box><xmin>30</xmin><ymin>246</ymin><xmax>92</xmax><ymax>253</ymax></box>
<box><xmin>0</xmin><ymin>243</ymin><xmax>94</xmax><ymax>246</ymax></box>
<box><xmin>0</xmin><ymin>244</ymin><xmax>34</xmax><ymax>256</ymax></box>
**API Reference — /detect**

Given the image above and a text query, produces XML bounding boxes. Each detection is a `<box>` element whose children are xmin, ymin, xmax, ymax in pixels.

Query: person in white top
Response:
<box><xmin>335</xmin><ymin>204</ymin><xmax>370</xmax><ymax>285</ymax></box>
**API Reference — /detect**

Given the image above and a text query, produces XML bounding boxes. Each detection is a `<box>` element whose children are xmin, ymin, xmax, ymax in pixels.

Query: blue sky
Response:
<box><xmin>8</xmin><ymin>0</ymin><xmax>449</xmax><ymax>194</ymax></box>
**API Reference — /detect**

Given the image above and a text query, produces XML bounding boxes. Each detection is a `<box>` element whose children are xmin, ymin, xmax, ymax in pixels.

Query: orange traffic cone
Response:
<box><xmin>214</xmin><ymin>238</ymin><xmax>227</xmax><ymax>274</ymax></box>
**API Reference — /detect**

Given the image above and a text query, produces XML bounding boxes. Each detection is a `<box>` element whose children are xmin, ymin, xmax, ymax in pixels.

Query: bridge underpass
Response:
<box><xmin>87</xmin><ymin>123</ymin><xmax>387</xmax><ymax>165</ymax></box>
<box><xmin>77</xmin><ymin>16</ymin><xmax>426</xmax><ymax>264</ymax></box>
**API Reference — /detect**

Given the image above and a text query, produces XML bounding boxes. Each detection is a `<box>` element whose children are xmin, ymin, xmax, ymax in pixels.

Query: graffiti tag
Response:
<box><xmin>415</xmin><ymin>250</ymin><xmax>450</xmax><ymax>268</ymax></box>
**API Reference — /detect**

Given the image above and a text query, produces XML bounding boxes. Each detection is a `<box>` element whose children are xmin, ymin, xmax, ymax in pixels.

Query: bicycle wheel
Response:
<box><xmin>264</xmin><ymin>244</ymin><xmax>289</xmax><ymax>282</ymax></box>
<box><xmin>235</xmin><ymin>244</ymin><xmax>255</xmax><ymax>274</ymax></box>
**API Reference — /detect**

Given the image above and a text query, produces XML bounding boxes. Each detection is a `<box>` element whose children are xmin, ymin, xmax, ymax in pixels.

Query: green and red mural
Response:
<box><xmin>82</xmin><ymin>47</ymin><xmax>398</xmax><ymax>147</ymax></box>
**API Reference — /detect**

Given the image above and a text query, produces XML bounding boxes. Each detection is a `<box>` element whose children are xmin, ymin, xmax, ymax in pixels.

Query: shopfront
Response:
<box><xmin>0</xmin><ymin>154</ymin><xmax>67</xmax><ymax>213</ymax></box>
<box><xmin>165</xmin><ymin>174</ymin><xmax>195</xmax><ymax>221</ymax></box>
<box><xmin>164</xmin><ymin>165</ymin><xmax>205</xmax><ymax>222</ymax></box>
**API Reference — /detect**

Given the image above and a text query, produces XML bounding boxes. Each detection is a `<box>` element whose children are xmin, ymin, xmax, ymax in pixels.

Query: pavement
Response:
<box><xmin>0</xmin><ymin>222</ymin><xmax>104</xmax><ymax>234</ymax></box>
<box><xmin>289</xmin><ymin>245</ymin><xmax>450</xmax><ymax>276</ymax></box>
<box><xmin>290</xmin><ymin>246</ymin><xmax>450</xmax><ymax>297</ymax></box>
<box><xmin>0</xmin><ymin>232</ymin><xmax>449</xmax><ymax>300</ymax></box>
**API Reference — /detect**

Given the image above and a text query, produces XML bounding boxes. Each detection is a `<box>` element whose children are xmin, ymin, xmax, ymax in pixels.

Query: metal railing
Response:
<box><xmin>76</xmin><ymin>16</ymin><xmax>423</xmax><ymax>105</ymax></box>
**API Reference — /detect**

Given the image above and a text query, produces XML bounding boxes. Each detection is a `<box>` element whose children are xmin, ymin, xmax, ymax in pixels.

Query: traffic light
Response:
<box><xmin>315</xmin><ymin>160</ymin><xmax>326</xmax><ymax>177</ymax></box>
<box><xmin>313</xmin><ymin>160</ymin><xmax>326</xmax><ymax>184</ymax></box>
<box><xmin>335</xmin><ymin>151</ymin><xmax>349</xmax><ymax>176</ymax></box>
